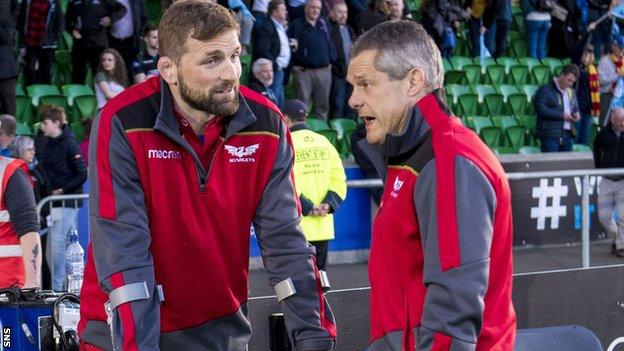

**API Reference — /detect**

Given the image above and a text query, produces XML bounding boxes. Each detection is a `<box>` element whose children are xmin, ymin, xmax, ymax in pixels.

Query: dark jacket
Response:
<box><xmin>65</xmin><ymin>0</ymin><xmax>126</xmax><ymax>48</ymax></box>
<box><xmin>464</xmin><ymin>0</ymin><xmax>504</xmax><ymax>27</ymax></box>
<box><xmin>17</xmin><ymin>0</ymin><xmax>64</xmax><ymax>48</ymax></box>
<box><xmin>420</xmin><ymin>0</ymin><xmax>468</xmax><ymax>41</ymax></box>
<box><xmin>288</xmin><ymin>17</ymin><xmax>337</xmax><ymax>68</ymax></box>
<box><xmin>251</xmin><ymin>15</ymin><xmax>283</xmax><ymax>72</ymax></box>
<box><xmin>39</xmin><ymin>127</ymin><xmax>87</xmax><ymax>197</ymax></box>
<box><xmin>0</xmin><ymin>18</ymin><xmax>17</xmax><ymax>80</ymax></box>
<box><xmin>577</xmin><ymin>66</ymin><xmax>591</xmax><ymax>114</ymax></box>
<box><xmin>535</xmin><ymin>79</ymin><xmax>580</xmax><ymax>138</ymax></box>
<box><xmin>355</xmin><ymin>8</ymin><xmax>389</xmax><ymax>34</ymax></box>
<box><xmin>547</xmin><ymin>0</ymin><xmax>582</xmax><ymax>58</ymax></box>
<box><xmin>593</xmin><ymin>126</ymin><xmax>624</xmax><ymax>180</ymax></box>
<box><xmin>126</xmin><ymin>0</ymin><xmax>146</xmax><ymax>40</ymax></box>
<box><xmin>248</xmin><ymin>80</ymin><xmax>277</xmax><ymax>102</ymax></box>
<box><xmin>328</xmin><ymin>19</ymin><xmax>355</xmax><ymax>79</ymax></box>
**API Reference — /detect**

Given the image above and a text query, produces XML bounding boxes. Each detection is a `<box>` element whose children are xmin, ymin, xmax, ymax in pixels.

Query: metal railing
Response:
<box><xmin>347</xmin><ymin>168</ymin><xmax>624</xmax><ymax>269</ymax></box>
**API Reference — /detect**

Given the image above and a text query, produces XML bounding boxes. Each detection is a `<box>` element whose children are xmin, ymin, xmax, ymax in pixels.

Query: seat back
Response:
<box><xmin>515</xmin><ymin>325</ymin><xmax>602</xmax><ymax>351</ymax></box>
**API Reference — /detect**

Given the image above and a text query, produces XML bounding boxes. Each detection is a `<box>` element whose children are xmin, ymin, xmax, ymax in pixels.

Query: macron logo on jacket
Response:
<box><xmin>147</xmin><ymin>149</ymin><xmax>182</xmax><ymax>159</ymax></box>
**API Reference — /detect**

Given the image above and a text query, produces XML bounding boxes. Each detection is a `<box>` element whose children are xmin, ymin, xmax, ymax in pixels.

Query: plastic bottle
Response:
<box><xmin>66</xmin><ymin>230</ymin><xmax>84</xmax><ymax>294</ymax></box>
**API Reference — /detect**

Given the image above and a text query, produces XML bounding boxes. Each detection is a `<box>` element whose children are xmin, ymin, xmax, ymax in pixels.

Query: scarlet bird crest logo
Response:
<box><xmin>224</xmin><ymin>144</ymin><xmax>260</xmax><ymax>163</ymax></box>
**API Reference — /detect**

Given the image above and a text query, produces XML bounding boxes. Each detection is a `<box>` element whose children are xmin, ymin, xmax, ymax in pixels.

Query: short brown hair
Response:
<box><xmin>40</xmin><ymin>105</ymin><xmax>66</xmax><ymax>124</ymax></box>
<box><xmin>158</xmin><ymin>0</ymin><xmax>240</xmax><ymax>63</ymax></box>
<box><xmin>560</xmin><ymin>64</ymin><xmax>580</xmax><ymax>79</ymax></box>
<box><xmin>268</xmin><ymin>0</ymin><xmax>285</xmax><ymax>15</ymax></box>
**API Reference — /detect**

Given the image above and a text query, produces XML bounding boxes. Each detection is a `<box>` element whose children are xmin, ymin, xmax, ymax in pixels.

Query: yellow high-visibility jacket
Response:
<box><xmin>291</xmin><ymin>124</ymin><xmax>347</xmax><ymax>242</ymax></box>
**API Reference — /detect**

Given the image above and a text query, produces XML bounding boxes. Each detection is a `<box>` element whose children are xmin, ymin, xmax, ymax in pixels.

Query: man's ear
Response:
<box><xmin>406</xmin><ymin>68</ymin><xmax>426</xmax><ymax>97</ymax></box>
<box><xmin>158</xmin><ymin>56</ymin><xmax>179</xmax><ymax>85</ymax></box>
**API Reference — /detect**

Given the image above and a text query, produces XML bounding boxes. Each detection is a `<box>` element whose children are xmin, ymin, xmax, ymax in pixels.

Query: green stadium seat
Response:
<box><xmin>476</xmin><ymin>85</ymin><xmax>504</xmax><ymax>115</ymax></box>
<box><xmin>16</xmin><ymin>122</ymin><xmax>34</xmax><ymax>136</ymax></box>
<box><xmin>61</xmin><ymin>31</ymin><xmax>73</xmax><ymax>51</ymax></box>
<box><xmin>541</xmin><ymin>57</ymin><xmax>563</xmax><ymax>75</ymax></box>
<box><xmin>472</xmin><ymin>116</ymin><xmax>502</xmax><ymax>147</ymax></box>
<box><xmin>492</xmin><ymin>116</ymin><xmax>526</xmax><ymax>149</ymax></box>
<box><xmin>512</xmin><ymin>13</ymin><xmax>525</xmax><ymax>32</ymax></box>
<box><xmin>39</xmin><ymin>95</ymin><xmax>69</xmax><ymax>112</ymax></box>
<box><xmin>52</xmin><ymin>50</ymin><xmax>72</xmax><ymax>86</ymax></box>
<box><xmin>317</xmin><ymin>129</ymin><xmax>339</xmax><ymax>148</ymax></box>
<box><xmin>497</xmin><ymin>85</ymin><xmax>527</xmax><ymax>116</ymax></box>
<box><xmin>15</xmin><ymin>95</ymin><xmax>34</xmax><ymax>125</ymax></box>
<box><xmin>484</xmin><ymin>64</ymin><xmax>506</xmax><ymax>85</ymax></box>
<box><xmin>463</xmin><ymin>64</ymin><xmax>482</xmax><ymax>85</ymax></box>
<box><xmin>27</xmin><ymin>84</ymin><xmax>61</xmax><ymax>107</ymax></box>
<box><xmin>510</xmin><ymin>40</ymin><xmax>527</xmax><ymax>57</ymax></box>
<box><xmin>70</xmin><ymin>121</ymin><xmax>85</xmax><ymax>142</ymax></box>
<box><xmin>240</xmin><ymin>54</ymin><xmax>252</xmax><ymax>86</ymax></box>
<box><xmin>509</xmin><ymin>64</ymin><xmax>530</xmax><ymax>86</ymax></box>
<box><xmin>450</xmin><ymin>56</ymin><xmax>474</xmax><ymax>70</ymax></box>
<box><xmin>561</xmin><ymin>58</ymin><xmax>572</xmax><ymax>65</ymax></box>
<box><xmin>444</xmin><ymin>70</ymin><xmax>468</xmax><ymax>85</ymax></box>
<box><xmin>519</xmin><ymin>146</ymin><xmax>541</xmax><ymax>154</ymax></box>
<box><xmin>476</xmin><ymin>57</ymin><xmax>497</xmax><ymax>67</ymax></box>
<box><xmin>531</xmin><ymin>64</ymin><xmax>551</xmax><ymax>85</ymax></box>
<box><xmin>62</xmin><ymin>84</ymin><xmax>95</xmax><ymax>104</ymax></box>
<box><xmin>518</xmin><ymin>57</ymin><xmax>541</xmax><ymax>71</ymax></box>
<box><xmin>443</xmin><ymin>58</ymin><xmax>452</xmax><ymax>72</ymax></box>
<box><xmin>573</xmin><ymin>144</ymin><xmax>592</xmax><ymax>152</ymax></box>
<box><xmin>15</xmin><ymin>85</ymin><xmax>25</xmax><ymax>95</ymax></box>
<box><xmin>522</xmin><ymin>84</ymin><xmax>540</xmax><ymax>102</ymax></box>
<box><xmin>516</xmin><ymin>114</ymin><xmax>538</xmax><ymax>146</ymax></box>
<box><xmin>330</xmin><ymin>118</ymin><xmax>356</xmax><ymax>139</ymax></box>
<box><xmin>497</xmin><ymin>56</ymin><xmax>519</xmax><ymax>74</ymax></box>
<box><xmin>307</xmin><ymin>118</ymin><xmax>330</xmax><ymax>131</ymax></box>
<box><xmin>73</xmin><ymin>95</ymin><xmax>98</xmax><ymax>121</ymax></box>
<box><xmin>456</xmin><ymin>36</ymin><xmax>471</xmax><ymax>57</ymax></box>
<box><xmin>589</xmin><ymin>119</ymin><xmax>600</xmax><ymax>145</ymax></box>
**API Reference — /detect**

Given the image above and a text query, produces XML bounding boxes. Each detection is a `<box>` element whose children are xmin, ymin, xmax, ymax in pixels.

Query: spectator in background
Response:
<box><xmin>252</xmin><ymin>0</ymin><xmax>291</xmax><ymax>107</ymax></box>
<box><xmin>249</xmin><ymin>58</ymin><xmax>278</xmax><ymax>102</ymax></box>
<box><xmin>588</xmin><ymin>0</ymin><xmax>612</xmax><ymax>58</ymax></box>
<box><xmin>0</xmin><ymin>142</ymin><xmax>41</xmax><ymax>289</ymax></box>
<box><xmin>132</xmin><ymin>26</ymin><xmax>159</xmax><ymax>83</ymax></box>
<box><xmin>0</xmin><ymin>16</ymin><xmax>17</xmax><ymax>116</ymax></box>
<box><xmin>356</xmin><ymin>0</ymin><xmax>410</xmax><ymax>33</ymax></box>
<box><xmin>329</xmin><ymin>2</ymin><xmax>357</xmax><ymax>119</ymax></box>
<box><xmin>576</xmin><ymin>48</ymin><xmax>600</xmax><ymax>145</ymax></box>
<box><xmin>251</xmin><ymin>0</ymin><xmax>270</xmax><ymax>15</ymax></box>
<box><xmin>38</xmin><ymin>105</ymin><xmax>86</xmax><ymax>292</ymax></box>
<box><xmin>522</xmin><ymin>0</ymin><xmax>552</xmax><ymax>59</ymax></box>
<box><xmin>466</xmin><ymin>0</ymin><xmax>503</xmax><ymax>58</ymax></box>
<box><xmin>535</xmin><ymin>64</ymin><xmax>581</xmax><ymax>152</ymax></box>
<box><xmin>485</xmin><ymin>0</ymin><xmax>512</xmax><ymax>58</ymax></box>
<box><xmin>420</xmin><ymin>0</ymin><xmax>468</xmax><ymax>57</ymax></box>
<box><xmin>594</xmin><ymin>107</ymin><xmax>624</xmax><ymax>257</ymax></box>
<box><xmin>95</xmin><ymin>48</ymin><xmax>128</xmax><ymax>109</ymax></box>
<box><xmin>79</xmin><ymin>118</ymin><xmax>92</xmax><ymax>166</ymax></box>
<box><xmin>288</xmin><ymin>0</ymin><xmax>336</xmax><ymax>120</ymax></box>
<box><xmin>66</xmin><ymin>0</ymin><xmax>126</xmax><ymax>84</ymax></box>
<box><xmin>598</xmin><ymin>37</ymin><xmax>624</xmax><ymax>125</ymax></box>
<box><xmin>283</xmin><ymin>99</ymin><xmax>347</xmax><ymax>270</ymax></box>
<box><xmin>547</xmin><ymin>0</ymin><xmax>583</xmax><ymax>59</ymax></box>
<box><xmin>17</xmin><ymin>0</ymin><xmax>64</xmax><ymax>86</ymax></box>
<box><xmin>226</xmin><ymin>0</ymin><xmax>256</xmax><ymax>55</ymax></box>
<box><xmin>0</xmin><ymin>114</ymin><xmax>16</xmax><ymax>157</ymax></box>
<box><xmin>108</xmin><ymin>0</ymin><xmax>147</xmax><ymax>84</ymax></box>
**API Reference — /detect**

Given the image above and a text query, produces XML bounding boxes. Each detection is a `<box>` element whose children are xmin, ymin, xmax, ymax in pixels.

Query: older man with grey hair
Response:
<box><xmin>0</xmin><ymin>114</ymin><xmax>17</xmax><ymax>157</ymax></box>
<box><xmin>249</xmin><ymin>58</ymin><xmax>278</xmax><ymax>103</ymax></box>
<box><xmin>347</xmin><ymin>20</ymin><xmax>516</xmax><ymax>350</ymax></box>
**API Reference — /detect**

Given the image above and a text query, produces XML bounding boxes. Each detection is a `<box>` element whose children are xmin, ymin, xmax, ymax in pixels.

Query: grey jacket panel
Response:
<box><xmin>365</xmin><ymin>330</ymin><xmax>402</xmax><ymax>351</ymax></box>
<box><xmin>413</xmin><ymin>156</ymin><xmax>495</xmax><ymax>349</ymax></box>
<box><xmin>253</xmin><ymin>121</ymin><xmax>335</xmax><ymax>351</ymax></box>
<box><xmin>160</xmin><ymin>305</ymin><xmax>251</xmax><ymax>350</ymax></box>
<box><xmin>89</xmin><ymin>113</ymin><xmax>159</xmax><ymax>350</ymax></box>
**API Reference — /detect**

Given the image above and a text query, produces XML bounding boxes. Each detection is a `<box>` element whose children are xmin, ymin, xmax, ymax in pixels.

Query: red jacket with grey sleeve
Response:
<box><xmin>361</xmin><ymin>94</ymin><xmax>516</xmax><ymax>350</ymax></box>
<box><xmin>78</xmin><ymin>77</ymin><xmax>336</xmax><ymax>350</ymax></box>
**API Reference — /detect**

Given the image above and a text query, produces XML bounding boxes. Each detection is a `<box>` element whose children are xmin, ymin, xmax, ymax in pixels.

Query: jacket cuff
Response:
<box><xmin>295</xmin><ymin>337</ymin><xmax>335</xmax><ymax>351</ymax></box>
<box><xmin>321</xmin><ymin>191</ymin><xmax>343</xmax><ymax>214</ymax></box>
<box><xmin>299</xmin><ymin>194</ymin><xmax>315</xmax><ymax>215</ymax></box>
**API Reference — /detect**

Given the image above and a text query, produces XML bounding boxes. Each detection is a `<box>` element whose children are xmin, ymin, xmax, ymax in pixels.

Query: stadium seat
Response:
<box><xmin>450</xmin><ymin>56</ymin><xmax>474</xmax><ymax>70</ymax></box>
<box><xmin>522</xmin><ymin>84</ymin><xmax>540</xmax><ymax>102</ymax></box>
<box><xmin>53</xmin><ymin>50</ymin><xmax>72</xmax><ymax>86</ymax></box>
<box><xmin>444</xmin><ymin>70</ymin><xmax>468</xmax><ymax>85</ymax></box>
<box><xmin>484</xmin><ymin>64</ymin><xmax>506</xmax><ymax>85</ymax></box>
<box><xmin>475</xmin><ymin>56</ymin><xmax>497</xmax><ymax>67</ymax></box>
<box><xmin>476</xmin><ymin>85</ymin><xmax>504</xmax><ymax>115</ymax></box>
<box><xmin>541</xmin><ymin>57</ymin><xmax>563</xmax><ymax>75</ymax></box>
<box><xmin>512</xmin><ymin>13</ymin><xmax>524</xmax><ymax>33</ymax></box>
<box><xmin>27</xmin><ymin>84</ymin><xmax>61</xmax><ymax>107</ymax></box>
<box><xmin>443</xmin><ymin>58</ymin><xmax>452</xmax><ymax>72</ymax></box>
<box><xmin>70</xmin><ymin>121</ymin><xmax>85</xmax><ymax>142</ymax></box>
<box><xmin>519</xmin><ymin>146</ymin><xmax>541</xmax><ymax>154</ymax></box>
<box><xmin>330</xmin><ymin>118</ymin><xmax>356</xmax><ymax>139</ymax></box>
<box><xmin>73</xmin><ymin>95</ymin><xmax>98</xmax><ymax>122</ymax></box>
<box><xmin>61</xmin><ymin>31</ymin><xmax>73</xmax><ymax>51</ymax></box>
<box><xmin>510</xmin><ymin>40</ymin><xmax>528</xmax><ymax>57</ymax></box>
<box><xmin>240</xmin><ymin>54</ymin><xmax>252</xmax><ymax>86</ymax></box>
<box><xmin>463</xmin><ymin>64</ymin><xmax>482</xmax><ymax>85</ymax></box>
<box><xmin>38</xmin><ymin>95</ymin><xmax>69</xmax><ymax>113</ymax></box>
<box><xmin>497</xmin><ymin>85</ymin><xmax>526</xmax><ymax>116</ymax></box>
<box><xmin>509</xmin><ymin>64</ymin><xmax>530</xmax><ymax>86</ymax></box>
<box><xmin>317</xmin><ymin>129</ymin><xmax>339</xmax><ymax>148</ymax></box>
<box><xmin>573</xmin><ymin>144</ymin><xmax>592</xmax><ymax>152</ymax></box>
<box><xmin>15</xmin><ymin>95</ymin><xmax>34</xmax><ymax>125</ymax></box>
<box><xmin>516</xmin><ymin>114</ymin><xmax>538</xmax><ymax>145</ymax></box>
<box><xmin>518</xmin><ymin>57</ymin><xmax>541</xmax><ymax>71</ymax></box>
<box><xmin>497</xmin><ymin>56</ymin><xmax>519</xmax><ymax>74</ymax></box>
<box><xmin>15</xmin><ymin>85</ymin><xmax>25</xmax><ymax>96</ymax></box>
<box><xmin>514</xmin><ymin>325</ymin><xmax>602</xmax><ymax>351</ymax></box>
<box><xmin>307</xmin><ymin>118</ymin><xmax>330</xmax><ymax>131</ymax></box>
<box><xmin>471</xmin><ymin>116</ymin><xmax>502</xmax><ymax>147</ymax></box>
<box><xmin>455</xmin><ymin>36</ymin><xmax>471</xmax><ymax>57</ymax></box>
<box><xmin>492</xmin><ymin>116</ymin><xmax>526</xmax><ymax>149</ymax></box>
<box><xmin>62</xmin><ymin>84</ymin><xmax>95</xmax><ymax>104</ymax></box>
<box><xmin>16</xmin><ymin>122</ymin><xmax>33</xmax><ymax>136</ymax></box>
<box><xmin>531</xmin><ymin>64</ymin><xmax>551</xmax><ymax>85</ymax></box>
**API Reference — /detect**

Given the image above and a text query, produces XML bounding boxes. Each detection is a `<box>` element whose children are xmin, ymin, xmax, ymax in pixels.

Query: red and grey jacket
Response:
<box><xmin>78</xmin><ymin>76</ymin><xmax>336</xmax><ymax>350</ymax></box>
<box><xmin>361</xmin><ymin>94</ymin><xmax>516</xmax><ymax>350</ymax></box>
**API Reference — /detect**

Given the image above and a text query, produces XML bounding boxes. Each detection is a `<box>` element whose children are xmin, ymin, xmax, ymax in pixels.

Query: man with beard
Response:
<box><xmin>77</xmin><ymin>1</ymin><xmax>337</xmax><ymax>350</ymax></box>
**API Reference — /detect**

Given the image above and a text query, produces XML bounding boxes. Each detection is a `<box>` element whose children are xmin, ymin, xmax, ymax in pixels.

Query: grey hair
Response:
<box><xmin>350</xmin><ymin>20</ymin><xmax>444</xmax><ymax>93</ymax></box>
<box><xmin>252</xmin><ymin>58</ymin><xmax>273</xmax><ymax>75</ymax></box>
<box><xmin>8</xmin><ymin>135</ymin><xmax>34</xmax><ymax>160</ymax></box>
<box><xmin>0</xmin><ymin>114</ymin><xmax>16</xmax><ymax>136</ymax></box>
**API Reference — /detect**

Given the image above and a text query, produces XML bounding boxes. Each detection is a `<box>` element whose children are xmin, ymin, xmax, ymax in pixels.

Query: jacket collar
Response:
<box><xmin>289</xmin><ymin>122</ymin><xmax>309</xmax><ymax>132</ymax></box>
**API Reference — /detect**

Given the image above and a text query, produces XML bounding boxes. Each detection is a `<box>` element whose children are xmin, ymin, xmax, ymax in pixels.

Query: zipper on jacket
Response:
<box><xmin>200</xmin><ymin>137</ymin><xmax>225</xmax><ymax>192</ymax></box>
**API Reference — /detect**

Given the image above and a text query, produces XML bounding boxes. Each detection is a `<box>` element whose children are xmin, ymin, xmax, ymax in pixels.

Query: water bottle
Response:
<box><xmin>66</xmin><ymin>230</ymin><xmax>84</xmax><ymax>294</ymax></box>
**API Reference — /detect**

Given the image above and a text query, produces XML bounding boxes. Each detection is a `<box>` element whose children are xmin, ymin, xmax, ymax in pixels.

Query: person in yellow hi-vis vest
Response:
<box><xmin>282</xmin><ymin>100</ymin><xmax>347</xmax><ymax>270</ymax></box>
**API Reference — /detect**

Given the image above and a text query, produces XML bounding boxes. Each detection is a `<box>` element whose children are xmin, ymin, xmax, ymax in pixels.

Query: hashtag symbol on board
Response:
<box><xmin>530</xmin><ymin>178</ymin><xmax>568</xmax><ymax>230</ymax></box>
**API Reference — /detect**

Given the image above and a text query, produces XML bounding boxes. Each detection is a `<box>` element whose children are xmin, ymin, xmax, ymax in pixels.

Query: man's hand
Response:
<box><xmin>52</xmin><ymin>188</ymin><xmax>64</xmax><ymax>196</ymax></box>
<box><xmin>72</xmin><ymin>29</ymin><xmax>82</xmax><ymax>39</ymax></box>
<box><xmin>100</xmin><ymin>16</ymin><xmax>111</xmax><ymax>27</ymax></box>
<box><xmin>479</xmin><ymin>26</ymin><xmax>487</xmax><ymax>34</ymax></box>
<box><xmin>310</xmin><ymin>203</ymin><xmax>331</xmax><ymax>217</ymax></box>
<box><xmin>572</xmin><ymin>112</ymin><xmax>581</xmax><ymax>122</ymax></box>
